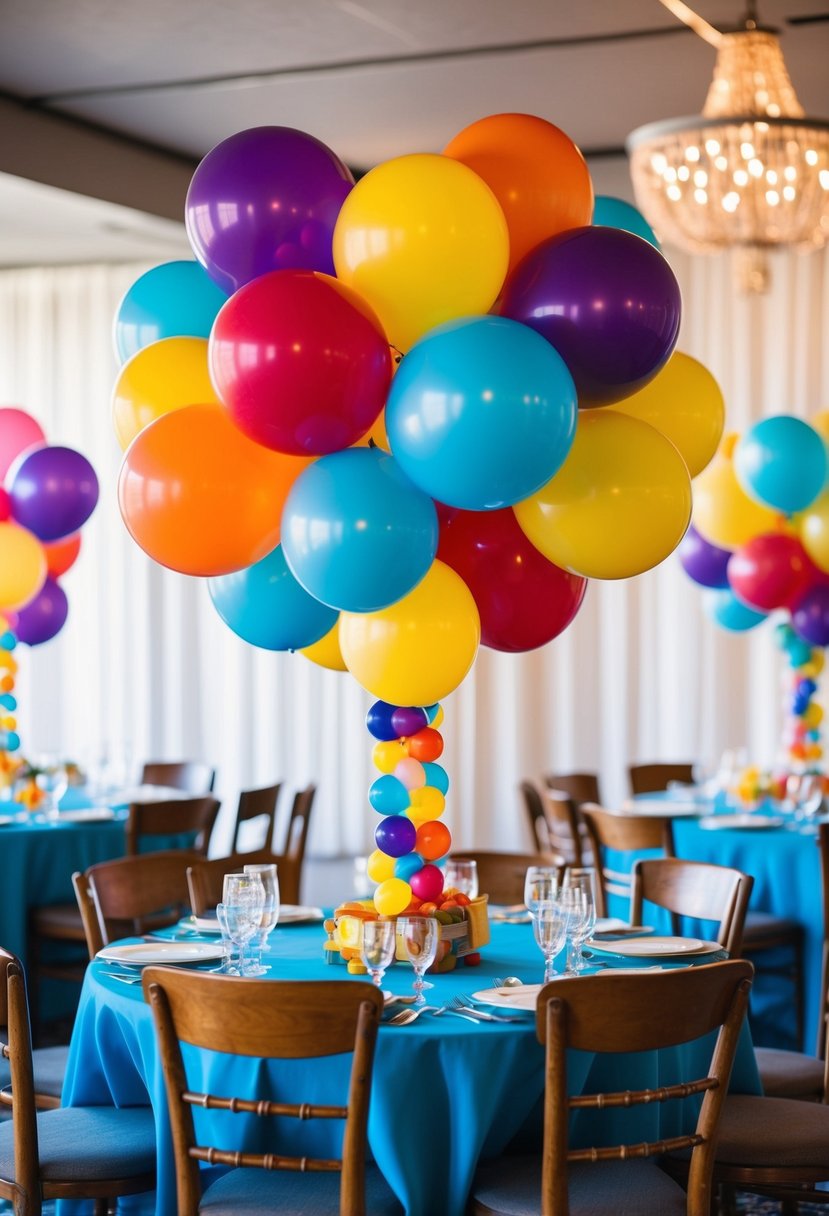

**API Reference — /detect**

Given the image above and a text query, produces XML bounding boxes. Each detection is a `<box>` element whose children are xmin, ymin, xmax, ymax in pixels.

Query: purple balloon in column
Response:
<box><xmin>500</xmin><ymin>226</ymin><xmax>681</xmax><ymax>407</ymax></box>
<box><xmin>8</xmin><ymin>446</ymin><xmax>99</xmax><ymax>542</ymax></box>
<box><xmin>374</xmin><ymin>814</ymin><xmax>417</xmax><ymax>858</ymax></box>
<box><xmin>15</xmin><ymin>577</ymin><xmax>68</xmax><ymax>646</ymax></box>
<box><xmin>678</xmin><ymin>525</ymin><xmax>732</xmax><ymax>589</ymax></box>
<box><xmin>391</xmin><ymin>706</ymin><xmax>429</xmax><ymax>737</ymax></box>
<box><xmin>792</xmin><ymin>585</ymin><xmax>829</xmax><ymax>647</ymax></box>
<box><xmin>185</xmin><ymin>126</ymin><xmax>355</xmax><ymax>294</ymax></box>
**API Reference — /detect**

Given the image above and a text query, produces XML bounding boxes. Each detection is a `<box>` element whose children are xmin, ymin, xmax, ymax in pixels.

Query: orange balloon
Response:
<box><xmin>43</xmin><ymin>533</ymin><xmax>81</xmax><ymax>578</ymax></box>
<box><xmin>118</xmin><ymin>404</ymin><xmax>309</xmax><ymax>576</ymax></box>
<box><xmin>444</xmin><ymin>113</ymin><xmax>594</xmax><ymax>274</ymax></box>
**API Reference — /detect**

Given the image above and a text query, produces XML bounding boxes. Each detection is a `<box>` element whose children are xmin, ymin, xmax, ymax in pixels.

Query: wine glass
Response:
<box><xmin>524</xmin><ymin>865</ymin><xmax>559</xmax><ymax>914</ymax></box>
<box><xmin>215</xmin><ymin>903</ymin><xmax>239</xmax><ymax>975</ymax></box>
<box><xmin>35</xmin><ymin>757</ymin><xmax>68</xmax><ymax>820</ymax></box>
<box><xmin>397</xmin><ymin>916</ymin><xmax>438</xmax><ymax>1005</ymax></box>
<box><xmin>532</xmin><ymin>901</ymin><xmax>569</xmax><ymax>983</ymax></box>
<box><xmin>360</xmin><ymin>919</ymin><xmax>396</xmax><ymax>991</ymax></box>
<box><xmin>221</xmin><ymin>873</ymin><xmax>265</xmax><ymax>974</ymax></box>
<box><xmin>443</xmin><ymin>859</ymin><xmax>479</xmax><ymax>899</ymax></box>
<box><xmin>561</xmin><ymin>869</ymin><xmax>596</xmax><ymax>972</ymax></box>
<box><xmin>242</xmin><ymin>863</ymin><xmax>280</xmax><ymax>975</ymax></box>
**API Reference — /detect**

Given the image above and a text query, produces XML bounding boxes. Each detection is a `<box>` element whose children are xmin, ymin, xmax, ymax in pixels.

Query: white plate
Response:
<box><xmin>278</xmin><ymin>905</ymin><xmax>324</xmax><ymax>924</ymax></box>
<box><xmin>113</xmin><ymin>785</ymin><xmax>195</xmax><ymax>804</ymax></box>
<box><xmin>58</xmin><ymin>807</ymin><xmax>116</xmax><ymax>823</ymax></box>
<box><xmin>698</xmin><ymin>814</ymin><xmax>784</xmax><ymax>831</ymax></box>
<box><xmin>0</xmin><ymin>815</ymin><xmax>14</xmax><ymax>827</ymax></box>
<box><xmin>189</xmin><ymin>914</ymin><xmax>222</xmax><ymax>934</ymax></box>
<box><xmin>620</xmin><ymin>799</ymin><xmax>704</xmax><ymax>817</ymax></box>
<box><xmin>97</xmin><ymin>942</ymin><xmax>224</xmax><ymax>966</ymax></box>
<box><xmin>472</xmin><ymin>984</ymin><xmax>543</xmax><ymax>1011</ymax></box>
<box><xmin>585</xmin><ymin>935</ymin><xmax>711</xmax><ymax>957</ymax></box>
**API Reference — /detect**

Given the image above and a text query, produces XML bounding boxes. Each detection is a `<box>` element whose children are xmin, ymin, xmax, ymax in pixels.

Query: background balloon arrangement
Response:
<box><xmin>112</xmin><ymin>113</ymin><xmax>726</xmax><ymax>916</ymax></box>
<box><xmin>679</xmin><ymin>413</ymin><xmax>829</xmax><ymax>779</ymax></box>
<box><xmin>0</xmin><ymin>407</ymin><xmax>99</xmax><ymax>777</ymax></box>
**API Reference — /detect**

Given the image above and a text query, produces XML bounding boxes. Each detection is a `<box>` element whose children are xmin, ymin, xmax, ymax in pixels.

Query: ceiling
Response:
<box><xmin>0</xmin><ymin>0</ymin><xmax>827</xmax><ymax>264</ymax></box>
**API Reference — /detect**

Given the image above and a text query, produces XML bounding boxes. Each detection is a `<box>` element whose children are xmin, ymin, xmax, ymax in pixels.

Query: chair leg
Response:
<box><xmin>92</xmin><ymin>1200</ymin><xmax>108</xmax><ymax>1216</ymax></box>
<box><xmin>793</xmin><ymin>933</ymin><xmax>805</xmax><ymax>1052</ymax></box>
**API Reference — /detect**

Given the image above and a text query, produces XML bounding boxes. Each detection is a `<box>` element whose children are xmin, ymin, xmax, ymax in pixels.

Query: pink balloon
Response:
<box><xmin>410</xmin><ymin>864</ymin><xmax>444</xmax><ymax>902</ymax></box>
<box><xmin>0</xmin><ymin>408</ymin><xmax>45</xmax><ymax>481</ymax></box>
<box><xmin>394</xmin><ymin>758</ymin><xmax>426</xmax><ymax>791</ymax></box>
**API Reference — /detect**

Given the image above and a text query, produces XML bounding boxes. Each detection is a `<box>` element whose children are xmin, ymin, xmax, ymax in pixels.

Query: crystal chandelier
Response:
<box><xmin>626</xmin><ymin>0</ymin><xmax>829</xmax><ymax>292</ymax></box>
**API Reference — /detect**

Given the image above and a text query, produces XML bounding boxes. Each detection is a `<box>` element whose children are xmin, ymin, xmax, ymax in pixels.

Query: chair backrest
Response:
<box><xmin>72</xmin><ymin>870</ymin><xmax>103</xmax><ymax>958</ymax></box>
<box><xmin>579</xmin><ymin>803</ymin><xmax>675</xmax><ymax>918</ymax></box>
<box><xmin>125</xmin><ymin>796</ymin><xmax>220</xmax><ymax>857</ymax></box>
<box><xmin>143</xmin><ymin>971</ymin><xmax>383</xmax><ymax>1216</ymax></box>
<box><xmin>282</xmin><ymin>784</ymin><xmax>316</xmax><ymax>865</ymax></box>
<box><xmin>543</xmin><ymin>772</ymin><xmax>601</xmax><ymax>806</ymax></box>
<box><xmin>519</xmin><ymin>780</ymin><xmax>550</xmax><ymax>853</ymax></box>
<box><xmin>544</xmin><ymin>789</ymin><xmax>592</xmax><ymax>868</ymax></box>
<box><xmin>230</xmin><ymin>783</ymin><xmax>281</xmax><ymax>854</ymax></box>
<box><xmin>628</xmin><ymin>762</ymin><xmax>695</xmax><ymax>796</ymax></box>
<box><xmin>140</xmin><ymin>761</ymin><xmax>216</xmax><ymax>794</ymax></box>
<box><xmin>0</xmin><ymin>945</ymin><xmax>40</xmax><ymax>1203</ymax></box>
<box><xmin>86</xmin><ymin>849</ymin><xmax>203</xmax><ymax>946</ymax></box>
<box><xmin>450</xmin><ymin>851</ymin><xmax>562</xmax><ymax>905</ymax></box>
<box><xmin>631</xmin><ymin>858</ymin><xmax>753</xmax><ymax>957</ymax></box>
<box><xmin>535</xmin><ymin>961</ymin><xmax>753</xmax><ymax>1216</ymax></box>
<box><xmin>187</xmin><ymin>850</ymin><xmax>301</xmax><ymax>917</ymax></box>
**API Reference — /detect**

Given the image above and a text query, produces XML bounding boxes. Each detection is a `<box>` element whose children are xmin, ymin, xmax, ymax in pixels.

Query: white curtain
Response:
<box><xmin>0</xmin><ymin>248</ymin><xmax>827</xmax><ymax>859</ymax></box>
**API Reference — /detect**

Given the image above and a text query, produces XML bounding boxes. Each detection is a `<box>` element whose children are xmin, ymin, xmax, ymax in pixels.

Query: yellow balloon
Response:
<box><xmin>693</xmin><ymin>436</ymin><xmax>780</xmax><ymax>550</ymax></box>
<box><xmin>372</xmin><ymin>739</ymin><xmax>408</xmax><ymax>774</ymax></box>
<box><xmin>0</xmin><ymin>653</ymin><xmax>17</xmax><ymax>673</ymax></box>
<box><xmin>366</xmin><ymin>849</ymin><xmax>396</xmax><ymax>884</ymax></box>
<box><xmin>0</xmin><ymin>523</ymin><xmax>46</xmax><ymax>611</ymax></box>
<box><xmin>341</xmin><ymin>560</ymin><xmax>480</xmax><ymax>704</ymax></box>
<box><xmin>333</xmin><ymin>153</ymin><xmax>509</xmax><ymax>353</ymax></box>
<box><xmin>407</xmin><ymin>786</ymin><xmax>446</xmax><ymax>823</ymax></box>
<box><xmin>514</xmin><ymin>412</ymin><xmax>692</xmax><ymax>580</ymax></box>
<box><xmin>112</xmin><ymin>337</ymin><xmax>220</xmax><ymax>450</ymax></box>
<box><xmin>431</xmin><ymin>706</ymin><xmax>444</xmax><ymax>729</ymax></box>
<box><xmin>799</xmin><ymin>490</ymin><xmax>829</xmax><ymax>573</ymax></box>
<box><xmin>804</xmin><ymin>703</ymin><xmax>824</xmax><ymax>729</ymax></box>
<box><xmin>610</xmin><ymin>352</ymin><xmax>725</xmax><ymax>478</ymax></box>
<box><xmin>811</xmin><ymin>411</ymin><xmax>829</xmax><ymax>445</ymax></box>
<box><xmin>299</xmin><ymin>619</ymin><xmax>347</xmax><ymax>671</ymax></box>
<box><xmin>373</xmin><ymin>877</ymin><xmax>412</xmax><ymax>916</ymax></box>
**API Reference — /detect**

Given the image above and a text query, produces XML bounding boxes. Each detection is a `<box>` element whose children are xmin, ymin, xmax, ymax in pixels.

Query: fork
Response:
<box><xmin>384</xmin><ymin>1005</ymin><xmax>439</xmax><ymax>1026</ymax></box>
<box><xmin>448</xmin><ymin>995</ymin><xmax>527</xmax><ymax>1023</ymax></box>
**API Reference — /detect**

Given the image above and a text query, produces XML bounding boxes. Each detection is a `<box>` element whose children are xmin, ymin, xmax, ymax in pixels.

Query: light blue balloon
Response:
<box><xmin>385</xmin><ymin>316</ymin><xmax>577</xmax><ymax>511</ymax></box>
<box><xmin>0</xmin><ymin>632</ymin><xmax>16</xmax><ymax>650</ymax></box>
<box><xmin>0</xmin><ymin>694</ymin><xmax>16</xmax><ymax>711</ymax></box>
<box><xmin>421</xmin><ymin>762</ymin><xmax>449</xmax><ymax>795</ymax></box>
<box><xmin>592</xmin><ymin>196</ymin><xmax>661</xmax><ymax>251</ymax></box>
<box><xmin>368</xmin><ymin>774</ymin><xmax>411</xmax><ymax>815</ymax></box>
<box><xmin>208</xmin><ymin>545</ymin><xmax>337</xmax><ymax>651</ymax></box>
<box><xmin>281</xmin><ymin>447</ymin><xmax>438</xmax><ymax>613</ymax></box>
<box><xmin>113</xmin><ymin>260</ymin><xmax>228</xmax><ymax>364</ymax></box>
<box><xmin>704</xmin><ymin>588</ymin><xmax>767</xmax><ymax>633</ymax></box>
<box><xmin>394</xmin><ymin>853</ymin><xmax>425</xmax><ymax>881</ymax></box>
<box><xmin>5</xmin><ymin>731</ymin><xmax>20</xmax><ymax>752</ymax></box>
<box><xmin>787</xmin><ymin>637</ymin><xmax>815</xmax><ymax>668</ymax></box>
<box><xmin>734</xmin><ymin>416</ymin><xmax>828</xmax><ymax>515</ymax></box>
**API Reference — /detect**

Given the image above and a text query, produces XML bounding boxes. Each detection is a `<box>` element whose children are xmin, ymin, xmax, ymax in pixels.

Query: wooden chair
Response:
<box><xmin>543</xmin><ymin>771</ymin><xmax>602</xmax><ymax>806</ymax></box>
<box><xmin>519</xmin><ymin>780</ymin><xmax>552</xmax><ymax>853</ymax></box>
<box><xmin>579</xmin><ymin>802</ymin><xmax>675</xmax><ymax>918</ymax></box>
<box><xmin>628</xmin><ymin>762</ymin><xmax>695</xmax><ymax>796</ymax></box>
<box><xmin>630</xmin><ymin>857</ymin><xmax>754</xmax><ymax>958</ymax></box>
<box><xmin>125</xmin><ymin>795</ymin><xmax>220</xmax><ymax>857</ymax></box>
<box><xmin>140</xmin><ymin>761</ymin><xmax>216</xmax><ymax>793</ymax></box>
<box><xmin>143</xmin><ymin>970</ymin><xmax>402</xmax><ymax>1215</ymax></box>
<box><xmin>469</xmin><ymin>960</ymin><xmax>754</xmax><ymax>1216</ymax></box>
<box><xmin>186</xmin><ymin>849</ymin><xmax>302</xmax><ymax>917</ymax></box>
<box><xmin>543</xmin><ymin>788</ymin><xmax>594</xmax><ymax>867</ymax></box>
<box><xmin>449</xmin><ymin>851</ymin><xmax>562</xmax><ymax>906</ymax></box>
<box><xmin>230</xmin><ymin>783</ymin><xmax>280</xmax><ymax>853</ymax></box>
<box><xmin>281</xmin><ymin>783</ymin><xmax>316</xmax><ymax>864</ymax></box>
<box><xmin>0</xmin><ymin>946</ymin><xmax>156</xmax><ymax>1215</ymax></box>
<box><xmin>0</xmin><ymin>941</ymin><xmax>68</xmax><ymax>1112</ymax></box>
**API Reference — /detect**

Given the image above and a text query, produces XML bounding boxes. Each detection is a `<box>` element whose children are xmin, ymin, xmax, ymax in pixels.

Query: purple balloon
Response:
<box><xmin>185</xmin><ymin>126</ymin><xmax>354</xmax><ymax>294</ymax></box>
<box><xmin>792</xmin><ymin>585</ymin><xmax>829</xmax><ymax>647</ymax></box>
<box><xmin>391</xmin><ymin>706</ymin><xmax>429</xmax><ymax>738</ymax></box>
<box><xmin>8</xmin><ymin>445</ymin><xmax>98</xmax><ymax>542</ymax></box>
<box><xmin>500</xmin><ymin>227</ymin><xmax>681</xmax><ymax>406</ymax></box>
<box><xmin>678</xmin><ymin>525</ymin><xmax>732</xmax><ymax>589</ymax></box>
<box><xmin>374</xmin><ymin>814</ymin><xmax>417</xmax><ymax>859</ymax></box>
<box><xmin>15</xmin><ymin>577</ymin><xmax>68</xmax><ymax>646</ymax></box>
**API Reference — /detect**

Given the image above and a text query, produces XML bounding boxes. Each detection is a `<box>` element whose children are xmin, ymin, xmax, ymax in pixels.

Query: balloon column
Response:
<box><xmin>0</xmin><ymin>407</ymin><xmax>98</xmax><ymax>779</ymax></box>
<box><xmin>111</xmin><ymin>113</ymin><xmax>722</xmax><ymax>915</ymax></box>
<box><xmin>680</xmin><ymin>414</ymin><xmax>829</xmax><ymax>772</ymax></box>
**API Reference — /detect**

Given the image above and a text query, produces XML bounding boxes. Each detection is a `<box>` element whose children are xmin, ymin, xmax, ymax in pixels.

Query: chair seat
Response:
<box><xmin>742</xmin><ymin>912</ymin><xmax>802</xmax><ymax>946</ymax></box>
<box><xmin>31</xmin><ymin>903</ymin><xmax>85</xmax><ymax>940</ymax></box>
<box><xmin>0</xmin><ymin>1106</ymin><xmax>156</xmax><ymax>1182</ymax></box>
<box><xmin>715</xmin><ymin>1095</ymin><xmax>829</xmax><ymax>1168</ymax></box>
<box><xmin>755</xmin><ymin>1046</ymin><xmax>824</xmax><ymax>1099</ymax></box>
<box><xmin>470</xmin><ymin>1155</ymin><xmax>687</xmax><ymax>1216</ymax></box>
<box><xmin>199</xmin><ymin>1162</ymin><xmax>403</xmax><ymax>1215</ymax></box>
<box><xmin>0</xmin><ymin>1044</ymin><xmax>69</xmax><ymax>1102</ymax></box>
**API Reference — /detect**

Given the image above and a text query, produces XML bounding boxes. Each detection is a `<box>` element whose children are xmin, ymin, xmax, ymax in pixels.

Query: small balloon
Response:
<box><xmin>373</xmin><ymin>740</ymin><xmax>408</xmax><ymax>774</ymax></box>
<box><xmin>407</xmin><ymin>786</ymin><xmax>446</xmax><ymax>822</ymax></box>
<box><xmin>421</xmin><ymin>762</ymin><xmax>450</xmax><ymax>795</ymax></box>
<box><xmin>395</xmin><ymin>758</ymin><xmax>426</xmax><ymax>791</ymax></box>
<box><xmin>415</xmin><ymin>820</ymin><xmax>452</xmax><ymax>862</ymax></box>
<box><xmin>113</xmin><ymin>261</ymin><xmax>228</xmax><ymax>364</ymax></box>
<box><xmin>0</xmin><ymin>523</ymin><xmax>46</xmax><ymax>611</ymax></box>
<box><xmin>368</xmin><ymin>774</ymin><xmax>411</xmax><ymax>816</ymax></box>
<box><xmin>727</xmin><ymin>533</ymin><xmax>820</xmax><ymax>612</ymax></box>
<box><xmin>374</xmin><ymin>814</ymin><xmax>417</xmax><ymax>858</ymax></box>
<box><xmin>735</xmin><ymin>416</ymin><xmax>827</xmax><ymax>515</ymax></box>
<box><xmin>391</xmin><ymin>707</ymin><xmax>429</xmax><ymax>738</ymax></box>
<box><xmin>394</xmin><ymin>853</ymin><xmax>425</xmax><ymax>882</ymax></box>
<box><xmin>373</xmin><ymin>877</ymin><xmax>412</xmax><ymax>916</ymax></box>
<box><xmin>367</xmin><ymin>701</ymin><xmax>400</xmax><ymax>742</ymax></box>
<box><xmin>409</xmin><ymin>864</ymin><xmax>445</xmax><ymax>903</ymax></box>
<box><xmin>8</xmin><ymin>446</ymin><xmax>98</xmax><ymax>543</ymax></box>
<box><xmin>407</xmin><ymin>728</ymin><xmax>444</xmax><ymax>763</ymax></box>
<box><xmin>43</xmin><ymin>533</ymin><xmax>82</xmax><ymax>579</ymax></box>
<box><xmin>792</xmin><ymin>585</ymin><xmax>829</xmax><ymax>648</ymax></box>
<box><xmin>14</xmin><ymin>577</ymin><xmax>68</xmax><ymax>646</ymax></box>
<box><xmin>366</xmin><ymin>849</ymin><xmax>395</xmax><ymax>883</ymax></box>
<box><xmin>704</xmin><ymin>588</ymin><xmax>767</xmax><ymax>633</ymax></box>
<box><xmin>678</xmin><ymin>525</ymin><xmax>732</xmax><ymax>590</ymax></box>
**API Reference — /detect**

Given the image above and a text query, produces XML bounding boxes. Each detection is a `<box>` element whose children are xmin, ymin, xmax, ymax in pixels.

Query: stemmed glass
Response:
<box><xmin>221</xmin><ymin>873</ymin><xmax>265</xmax><ymax>977</ymax></box>
<box><xmin>360</xmin><ymin>919</ymin><xmax>396</xmax><ymax>992</ymax></box>
<box><xmin>215</xmin><ymin>904</ymin><xmax>239</xmax><ymax>975</ymax></box>
<box><xmin>36</xmin><ymin>758</ymin><xmax>68</xmax><ymax>820</ymax></box>
<box><xmin>443</xmin><ymin>859</ymin><xmax>479</xmax><ymax>899</ymax></box>
<box><xmin>532</xmin><ymin>901</ymin><xmax>569</xmax><ymax>983</ymax></box>
<box><xmin>242</xmin><ymin>863</ymin><xmax>280</xmax><ymax>975</ymax></box>
<box><xmin>397</xmin><ymin>916</ymin><xmax>438</xmax><ymax>1005</ymax></box>
<box><xmin>524</xmin><ymin>866</ymin><xmax>559</xmax><ymax>914</ymax></box>
<box><xmin>560</xmin><ymin>869</ymin><xmax>596</xmax><ymax>973</ymax></box>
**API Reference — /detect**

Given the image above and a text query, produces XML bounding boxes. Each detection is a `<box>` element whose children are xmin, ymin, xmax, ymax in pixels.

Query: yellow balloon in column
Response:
<box><xmin>799</xmin><ymin>491</ymin><xmax>829</xmax><ymax>573</ymax></box>
<box><xmin>333</xmin><ymin>153</ymin><xmax>509</xmax><ymax>353</ymax></box>
<box><xmin>0</xmin><ymin>523</ymin><xmax>46</xmax><ymax>611</ymax></box>
<box><xmin>693</xmin><ymin>435</ymin><xmax>779</xmax><ymax>550</ymax></box>
<box><xmin>112</xmin><ymin>336</ymin><xmax>220</xmax><ymax>450</ymax></box>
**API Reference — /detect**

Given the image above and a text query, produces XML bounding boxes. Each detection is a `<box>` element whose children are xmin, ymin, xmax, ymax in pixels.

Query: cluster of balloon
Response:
<box><xmin>111</xmin><ymin>112</ymin><xmax>721</xmax><ymax>896</ymax></box>
<box><xmin>0</xmin><ymin>407</ymin><xmax>98</xmax><ymax>770</ymax></box>
<box><xmin>364</xmin><ymin>700</ymin><xmax>450</xmax><ymax>916</ymax></box>
<box><xmin>680</xmin><ymin>413</ymin><xmax>829</xmax><ymax>770</ymax></box>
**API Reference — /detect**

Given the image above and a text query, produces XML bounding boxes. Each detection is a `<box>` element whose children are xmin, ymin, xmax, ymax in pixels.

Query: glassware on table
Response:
<box><xmin>561</xmin><ymin>868</ymin><xmax>596</xmax><ymax>972</ymax></box>
<box><xmin>524</xmin><ymin>865</ymin><xmax>559</xmax><ymax>915</ymax></box>
<box><xmin>532</xmin><ymin>901</ymin><xmax>569</xmax><ymax>983</ymax></box>
<box><xmin>242</xmin><ymin>862</ymin><xmax>280</xmax><ymax>975</ymax></box>
<box><xmin>787</xmin><ymin>772</ymin><xmax>825</xmax><ymax>821</ymax></box>
<box><xmin>396</xmin><ymin>916</ymin><xmax>438</xmax><ymax>1005</ymax></box>
<box><xmin>215</xmin><ymin>903</ymin><xmax>240</xmax><ymax>975</ymax></box>
<box><xmin>221</xmin><ymin>873</ymin><xmax>265</xmax><ymax>976</ymax></box>
<box><xmin>359</xmin><ymin>918</ymin><xmax>396</xmax><ymax>990</ymax></box>
<box><xmin>35</xmin><ymin>758</ymin><xmax>69</xmax><ymax>820</ymax></box>
<box><xmin>443</xmin><ymin>859</ymin><xmax>479</xmax><ymax>900</ymax></box>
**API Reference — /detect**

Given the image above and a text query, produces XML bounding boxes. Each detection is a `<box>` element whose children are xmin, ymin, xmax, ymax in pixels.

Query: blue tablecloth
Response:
<box><xmin>61</xmin><ymin>920</ymin><xmax>760</xmax><ymax>1216</ymax></box>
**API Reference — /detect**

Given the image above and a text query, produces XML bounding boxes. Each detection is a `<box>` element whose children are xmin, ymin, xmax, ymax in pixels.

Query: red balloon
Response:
<box><xmin>43</xmin><ymin>533</ymin><xmax>81</xmax><ymax>578</ymax></box>
<box><xmin>209</xmin><ymin>269</ymin><xmax>392</xmax><ymax>456</ymax></box>
<box><xmin>407</xmin><ymin>727</ymin><xmax>444</xmax><ymax>763</ymax></box>
<box><xmin>727</xmin><ymin>533</ymin><xmax>826</xmax><ymax>612</ymax></box>
<box><xmin>409</xmin><ymin>863</ymin><xmax>445</xmax><ymax>902</ymax></box>
<box><xmin>0</xmin><ymin>489</ymin><xmax>10</xmax><ymax>522</ymax></box>
<box><xmin>437</xmin><ymin>505</ymin><xmax>587</xmax><ymax>652</ymax></box>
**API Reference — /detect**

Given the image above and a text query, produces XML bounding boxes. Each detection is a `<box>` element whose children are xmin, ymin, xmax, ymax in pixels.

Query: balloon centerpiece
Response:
<box><xmin>111</xmin><ymin>112</ymin><xmax>724</xmax><ymax>932</ymax></box>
